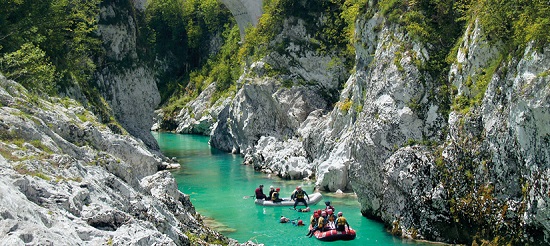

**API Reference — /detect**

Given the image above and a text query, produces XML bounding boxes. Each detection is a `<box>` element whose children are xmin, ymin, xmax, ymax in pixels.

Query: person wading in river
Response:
<box><xmin>291</xmin><ymin>186</ymin><xmax>310</xmax><ymax>210</ymax></box>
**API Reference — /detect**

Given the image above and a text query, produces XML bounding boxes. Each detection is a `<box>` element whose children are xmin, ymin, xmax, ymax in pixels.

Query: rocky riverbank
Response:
<box><xmin>0</xmin><ymin>75</ymin><xmax>261</xmax><ymax>245</ymax></box>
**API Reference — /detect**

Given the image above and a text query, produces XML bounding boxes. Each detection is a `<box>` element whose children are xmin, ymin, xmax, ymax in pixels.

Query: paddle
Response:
<box><xmin>243</xmin><ymin>195</ymin><xmax>256</xmax><ymax>199</ymax></box>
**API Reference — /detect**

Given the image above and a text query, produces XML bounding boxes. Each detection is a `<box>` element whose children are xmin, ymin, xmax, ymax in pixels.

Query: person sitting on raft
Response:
<box><xmin>326</xmin><ymin>209</ymin><xmax>337</xmax><ymax>230</ymax></box>
<box><xmin>255</xmin><ymin>184</ymin><xmax>267</xmax><ymax>200</ymax></box>
<box><xmin>307</xmin><ymin>211</ymin><xmax>328</xmax><ymax>237</ymax></box>
<box><xmin>291</xmin><ymin>186</ymin><xmax>310</xmax><ymax>210</ymax></box>
<box><xmin>306</xmin><ymin>211</ymin><xmax>320</xmax><ymax>237</ymax></box>
<box><xmin>271</xmin><ymin>188</ymin><xmax>283</xmax><ymax>202</ymax></box>
<box><xmin>268</xmin><ymin>185</ymin><xmax>275</xmax><ymax>199</ymax></box>
<box><xmin>336</xmin><ymin>211</ymin><xmax>350</xmax><ymax>232</ymax></box>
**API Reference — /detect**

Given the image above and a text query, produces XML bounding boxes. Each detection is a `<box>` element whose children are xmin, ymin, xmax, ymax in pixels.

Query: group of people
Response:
<box><xmin>255</xmin><ymin>184</ymin><xmax>351</xmax><ymax>237</ymax></box>
<box><xmin>255</xmin><ymin>185</ymin><xmax>311</xmax><ymax>209</ymax></box>
<box><xmin>255</xmin><ymin>184</ymin><xmax>281</xmax><ymax>201</ymax></box>
<box><xmin>306</xmin><ymin>201</ymin><xmax>350</xmax><ymax>237</ymax></box>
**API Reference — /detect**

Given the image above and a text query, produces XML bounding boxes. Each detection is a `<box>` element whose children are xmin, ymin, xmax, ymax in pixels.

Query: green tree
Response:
<box><xmin>0</xmin><ymin>42</ymin><xmax>55</xmax><ymax>93</ymax></box>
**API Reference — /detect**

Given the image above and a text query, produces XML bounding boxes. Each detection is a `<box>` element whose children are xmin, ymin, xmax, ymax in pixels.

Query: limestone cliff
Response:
<box><xmin>158</xmin><ymin>1</ymin><xmax>549</xmax><ymax>244</ymax></box>
<box><xmin>94</xmin><ymin>0</ymin><xmax>160</xmax><ymax>150</ymax></box>
<box><xmin>142</xmin><ymin>1</ymin><xmax>550</xmax><ymax>243</ymax></box>
<box><xmin>0</xmin><ymin>75</ymin><xmax>238</xmax><ymax>245</ymax></box>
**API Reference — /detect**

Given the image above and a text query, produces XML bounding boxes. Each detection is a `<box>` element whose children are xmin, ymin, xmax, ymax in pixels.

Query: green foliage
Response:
<box><xmin>0</xmin><ymin>0</ymin><xmax>102</xmax><ymax>94</ymax></box>
<box><xmin>145</xmin><ymin>0</ymin><xmax>234</xmax><ymax>104</ymax></box>
<box><xmin>476</xmin><ymin>0</ymin><xmax>550</xmax><ymax>48</ymax></box>
<box><xmin>163</xmin><ymin>23</ymin><xmax>241</xmax><ymax>115</ymax></box>
<box><xmin>242</xmin><ymin>0</ymin><xmax>360</xmax><ymax>70</ymax></box>
<box><xmin>338</xmin><ymin>98</ymin><xmax>353</xmax><ymax>112</ymax></box>
<box><xmin>0</xmin><ymin>43</ymin><xmax>55</xmax><ymax>94</ymax></box>
<box><xmin>452</xmin><ymin>55</ymin><xmax>503</xmax><ymax>113</ymax></box>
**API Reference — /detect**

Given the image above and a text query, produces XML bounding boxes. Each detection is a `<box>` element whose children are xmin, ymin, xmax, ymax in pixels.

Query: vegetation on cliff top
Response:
<box><xmin>0</xmin><ymin>0</ymin><xmax>102</xmax><ymax>95</ymax></box>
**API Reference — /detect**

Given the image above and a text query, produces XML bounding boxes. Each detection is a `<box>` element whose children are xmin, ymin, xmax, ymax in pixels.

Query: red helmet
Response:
<box><xmin>314</xmin><ymin>213</ymin><xmax>319</xmax><ymax>218</ymax></box>
<box><xmin>297</xmin><ymin>220</ymin><xmax>304</xmax><ymax>225</ymax></box>
<box><xmin>276</xmin><ymin>188</ymin><xmax>280</xmax><ymax>191</ymax></box>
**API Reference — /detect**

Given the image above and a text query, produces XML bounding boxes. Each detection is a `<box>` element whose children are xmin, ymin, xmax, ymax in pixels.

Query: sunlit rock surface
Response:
<box><xmin>0</xmin><ymin>75</ymin><xmax>239</xmax><ymax>245</ymax></box>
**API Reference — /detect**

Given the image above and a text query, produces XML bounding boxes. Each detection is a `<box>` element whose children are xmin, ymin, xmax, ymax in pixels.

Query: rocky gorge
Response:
<box><xmin>1</xmin><ymin>0</ymin><xmax>549</xmax><ymax>245</ymax></box>
<box><xmin>0</xmin><ymin>0</ymin><xmax>252</xmax><ymax>245</ymax></box>
<box><xmin>165</xmin><ymin>1</ymin><xmax>550</xmax><ymax>245</ymax></box>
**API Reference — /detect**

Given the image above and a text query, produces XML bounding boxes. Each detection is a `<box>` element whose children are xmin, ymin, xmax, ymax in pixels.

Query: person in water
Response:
<box><xmin>255</xmin><ymin>184</ymin><xmax>267</xmax><ymax>200</ymax></box>
<box><xmin>336</xmin><ymin>211</ymin><xmax>350</xmax><ymax>232</ymax></box>
<box><xmin>280</xmin><ymin>216</ymin><xmax>290</xmax><ymax>223</ymax></box>
<box><xmin>291</xmin><ymin>186</ymin><xmax>310</xmax><ymax>210</ymax></box>
<box><xmin>271</xmin><ymin>188</ymin><xmax>283</xmax><ymax>202</ymax></box>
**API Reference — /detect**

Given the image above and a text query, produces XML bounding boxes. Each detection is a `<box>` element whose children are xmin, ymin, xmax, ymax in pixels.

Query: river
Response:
<box><xmin>153</xmin><ymin>132</ymin><xmax>428</xmax><ymax>245</ymax></box>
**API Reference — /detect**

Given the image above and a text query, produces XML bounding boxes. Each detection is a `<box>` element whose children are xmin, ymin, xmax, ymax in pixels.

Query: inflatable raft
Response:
<box><xmin>311</xmin><ymin>226</ymin><xmax>356</xmax><ymax>241</ymax></box>
<box><xmin>255</xmin><ymin>192</ymin><xmax>323</xmax><ymax>206</ymax></box>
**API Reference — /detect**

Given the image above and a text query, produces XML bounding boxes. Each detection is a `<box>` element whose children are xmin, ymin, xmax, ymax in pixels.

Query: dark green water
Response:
<box><xmin>153</xmin><ymin>132</ymin><xmax>427</xmax><ymax>245</ymax></box>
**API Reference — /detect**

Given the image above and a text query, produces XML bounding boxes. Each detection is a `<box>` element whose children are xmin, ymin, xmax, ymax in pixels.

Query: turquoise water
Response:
<box><xmin>153</xmin><ymin>132</ymin><xmax>427</xmax><ymax>245</ymax></box>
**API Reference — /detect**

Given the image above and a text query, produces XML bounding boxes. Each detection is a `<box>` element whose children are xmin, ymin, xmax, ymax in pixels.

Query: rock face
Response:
<box><xmin>198</xmin><ymin>12</ymin><xmax>549</xmax><ymax>244</ymax></box>
<box><xmin>0</xmin><ymin>76</ymin><xmax>231</xmax><ymax>245</ymax></box>
<box><xmin>94</xmin><ymin>0</ymin><xmax>161</xmax><ymax>150</ymax></box>
<box><xmin>220</xmin><ymin>0</ymin><xmax>263</xmax><ymax>38</ymax></box>
<box><xmin>162</xmin><ymin>2</ymin><xmax>550</xmax><ymax>244</ymax></box>
<box><xmin>209</xmin><ymin>16</ymin><xmax>348</xmax><ymax>169</ymax></box>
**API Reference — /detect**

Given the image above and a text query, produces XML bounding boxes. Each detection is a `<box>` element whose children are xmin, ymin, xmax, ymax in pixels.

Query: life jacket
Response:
<box><xmin>328</xmin><ymin>214</ymin><xmax>336</xmax><ymax>222</ymax></box>
<box><xmin>311</xmin><ymin>216</ymin><xmax>318</xmax><ymax>227</ymax></box>
<box><xmin>337</xmin><ymin>216</ymin><xmax>347</xmax><ymax>226</ymax></box>
<box><xmin>296</xmin><ymin>190</ymin><xmax>304</xmax><ymax>199</ymax></box>
<box><xmin>271</xmin><ymin>191</ymin><xmax>279</xmax><ymax>201</ymax></box>
<box><xmin>317</xmin><ymin>217</ymin><xmax>326</xmax><ymax>228</ymax></box>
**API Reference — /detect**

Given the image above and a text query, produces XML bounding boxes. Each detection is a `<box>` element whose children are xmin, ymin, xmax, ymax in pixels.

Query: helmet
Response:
<box><xmin>270</xmin><ymin>185</ymin><xmax>274</xmax><ymax>189</ymax></box>
<box><xmin>304</xmin><ymin>207</ymin><xmax>310</xmax><ymax>212</ymax></box>
<box><xmin>337</xmin><ymin>212</ymin><xmax>343</xmax><ymax>216</ymax></box>
<box><xmin>297</xmin><ymin>220</ymin><xmax>304</xmax><ymax>225</ymax></box>
<box><xmin>327</xmin><ymin>209</ymin><xmax>333</xmax><ymax>214</ymax></box>
<box><xmin>325</xmin><ymin>201</ymin><xmax>331</xmax><ymax>205</ymax></box>
<box><xmin>314</xmin><ymin>213</ymin><xmax>319</xmax><ymax>218</ymax></box>
<box><xmin>260</xmin><ymin>184</ymin><xmax>263</xmax><ymax>187</ymax></box>
<box><xmin>276</xmin><ymin>188</ymin><xmax>280</xmax><ymax>191</ymax></box>
<box><xmin>321</xmin><ymin>211</ymin><xmax>326</xmax><ymax>216</ymax></box>
<box><xmin>297</xmin><ymin>186</ymin><xmax>302</xmax><ymax>190</ymax></box>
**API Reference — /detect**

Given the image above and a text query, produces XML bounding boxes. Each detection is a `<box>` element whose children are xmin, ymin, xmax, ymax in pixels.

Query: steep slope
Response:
<box><xmin>0</xmin><ymin>75</ymin><xmax>235</xmax><ymax>245</ymax></box>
